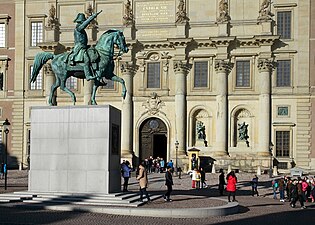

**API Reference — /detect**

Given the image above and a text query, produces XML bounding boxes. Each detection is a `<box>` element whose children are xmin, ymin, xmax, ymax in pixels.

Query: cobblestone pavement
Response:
<box><xmin>0</xmin><ymin>170</ymin><xmax>315</xmax><ymax>225</ymax></box>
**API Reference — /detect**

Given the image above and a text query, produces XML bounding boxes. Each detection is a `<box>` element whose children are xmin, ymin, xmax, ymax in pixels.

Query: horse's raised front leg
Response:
<box><xmin>48</xmin><ymin>77</ymin><xmax>60</xmax><ymax>106</ymax></box>
<box><xmin>111</xmin><ymin>74</ymin><xmax>126</xmax><ymax>99</ymax></box>
<box><xmin>60</xmin><ymin>78</ymin><xmax>76</xmax><ymax>105</ymax></box>
<box><xmin>91</xmin><ymin>79</ymin><xmax>101</xmax><ymax>105</ymax></box>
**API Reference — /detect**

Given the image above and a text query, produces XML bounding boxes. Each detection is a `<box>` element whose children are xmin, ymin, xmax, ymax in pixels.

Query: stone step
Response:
<box><xmin>0</xmin><ymin>191</ymin><xmax>160</xmax><ymax>207</ymax></box>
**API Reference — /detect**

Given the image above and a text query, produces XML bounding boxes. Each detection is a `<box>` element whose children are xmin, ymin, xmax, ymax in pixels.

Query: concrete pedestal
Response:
<box><xmin>29</xmin><ymin>105</ymin><xmax>121</xmax><ymax>194</ymax></box>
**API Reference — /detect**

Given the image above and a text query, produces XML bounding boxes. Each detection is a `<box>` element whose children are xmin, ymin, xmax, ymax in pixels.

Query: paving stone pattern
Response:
<box><xmin>0</xmin><ymin>170</ymin><xmax>315</xmax><ymax>225</ymax></box>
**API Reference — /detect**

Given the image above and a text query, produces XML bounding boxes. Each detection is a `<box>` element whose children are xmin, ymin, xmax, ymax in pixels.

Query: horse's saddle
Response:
<box><xmin>66</xmin><ymin>47</ymin><xmax>100</xmax><ymax>70</ymax></box>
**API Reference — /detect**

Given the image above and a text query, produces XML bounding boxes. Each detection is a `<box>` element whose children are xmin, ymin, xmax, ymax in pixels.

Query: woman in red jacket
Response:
<box><xmin>226</xmin><ymin>171</ymin><xmax>237</xmax><ymax>202</ymax></box>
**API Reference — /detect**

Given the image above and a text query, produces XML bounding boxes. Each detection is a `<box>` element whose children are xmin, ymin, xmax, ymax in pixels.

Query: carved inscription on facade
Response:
<box><xmin>135</xmin><ymin>0</ymin><xmax>175</xmax><ymax>24</ymax></box>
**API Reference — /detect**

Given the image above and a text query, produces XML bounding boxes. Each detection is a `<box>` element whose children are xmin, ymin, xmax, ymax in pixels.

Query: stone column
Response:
<box><xmin>83</xmin><ymin>80</ymin><xmax>93</xmax><ymax>105</ymax></box>
<box><xmin>44</xmin><ymin>63</ymin><xmax>56</xmax><ymax>105</ymax></box>
<box><xmin>120</xmin><ymin>61</ymin><xmax>134</xmax><ymax>160</ymax></box>
<box><xmin>257</xmin><ymin>59</ymin><xmax>274</xmax><ymax>156</ymax></box>
<box><xmin>214</xmin><ymin>60</ymin><xmax>231</xmax><ymax>156</ymax></box>
<box><xmin>173</xmin><ymin>60</ymin><xmax>188</xmax><ymax>156</ymax></box>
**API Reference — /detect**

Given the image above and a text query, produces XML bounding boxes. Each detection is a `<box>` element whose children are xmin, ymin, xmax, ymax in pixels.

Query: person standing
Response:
<box><xmin>200</xmin><ymin>167</ymin><xmax>207</xmax><ymax>188</ymax></box>
<box><xmin>136</xmin><ymin>161</ymin><xmax>151</xmax><ymax>202</ymax></box>
<box><xmin>0</xmin><ymin>163</ymin><xmax>4</xmax><ymax>179</ymax></box>
<box><xmin>272</xmin><ymin>179</ymin><xmax>278</xmax><ymax>199</ymax></box>
<box><xmin>251</xmin><ymin>175</ymin><xmax>259</xmax><ymax>196</ymax></box>
<box><xmin>160</xmin><ymin>158</ymin><xmax>165</xmax><ymax>173</ymax></box>
<box><xmin>226</xmin><ymin>171</ymin><xmax>237</xmax><ymax>202</ymax></box>
<box><xmin>278</xmin><ymin>177</ymin><xmax>285</xmax><ymax>202</ymax></box>
<box><xmin>121</xmin><ymin>160</ymin><xmax>131</xmax><ymax>192</ymax></box>
<box><xmin>218</xmin><ymin>169</ymin><xmax>226</xmax><ymax>196</ymax></box>
<box><xmin>167</xmin><ymin>160</ymin><xmax>174</xmax><ymax>173</ymax></box>
<box><xmin>164</xmin><ymin>166</ymin><xmax>174</xmax><ymax>202</ymax></box>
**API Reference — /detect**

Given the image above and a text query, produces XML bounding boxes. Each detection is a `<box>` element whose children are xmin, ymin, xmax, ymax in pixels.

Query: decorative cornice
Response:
<box><xmin>210</xmin><ymin>37</ymin><xmax>236</xmax><ymax>47</ymax></box>
<box><xmin>214</xmin><ymin>60</ymin><xmax>233</xmax><ymax>73</ymax></box>
<box><xmin>257</xmin><ymin>59</ymin><xmax>275</xmax><ymax>72</ymax></box>
<box><xmin>238</xmin><ymin>35</ymin><xmax>280</xmax><ymax>47</ymax></box>
<box><xmin>168</xmin><ymin>38</ymin><xmax>193</xmax><ymax>47</ymax></box>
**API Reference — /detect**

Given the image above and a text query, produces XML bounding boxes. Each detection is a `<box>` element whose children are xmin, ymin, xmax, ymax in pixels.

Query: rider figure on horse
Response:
<box><xmin>69</xmin><ymin>10</ymin><xmax>102</xmax><ymax>81</ymax></box>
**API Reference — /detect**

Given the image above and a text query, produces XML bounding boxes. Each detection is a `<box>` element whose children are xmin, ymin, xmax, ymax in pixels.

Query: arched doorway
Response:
<box><xmin>139</xmin><ymin>118</ymin><xmax>167</xmax><ymax>162</ymax></box>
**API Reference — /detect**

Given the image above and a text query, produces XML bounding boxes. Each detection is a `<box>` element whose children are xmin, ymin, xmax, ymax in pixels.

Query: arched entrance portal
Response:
<box><xmin>139</xmin><ymin>118</ymin><xmax>167</xmax><ymax>162</ymax></box>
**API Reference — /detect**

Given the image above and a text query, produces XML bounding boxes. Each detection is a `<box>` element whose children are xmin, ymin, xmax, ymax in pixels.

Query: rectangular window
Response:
<box><xmin>277</xmin><ymin>11</ymin><xmax>292</xmax><ymax>39</ymax></box>
<box><xmin>0</xmin><ymin>23</ymin><xmax>5</xmax><ymax>47</ymax></box>
<box><xmin>101</xmin><ymin>79</ymin><xmax>115</xmax><ymax>89</ymax></box>
<box><xmin>276</xmin><ymin>131</ymin><xmax>290</xmax><ymax>157</ymax></box>
<box><xmin>66</xmin><ymin>77</ymin><xmax>77</xmax><ymax>90</ymax></box>
<box><xmin>31</xmin><ymin>22</ymin><xmax>43</xmax><ymax>47</ymax></box>
<box><xmin>236</xmin><ymin>61</ymin><xmax>250</xmax><ymax>87</ymax></box>
<box><xmin>147</xmin><ymin>62</ymin><xmax>160</xmax><ymax>88</ymax></box>
<box><xmin>30</xmin><ymin>66</ymin><xmax>42</xmax><ymax>90</ymax></box>
<box><xmin>194</xmin><ymin>61</ymin><xmax>208</xmax><ymax>88</ymax></box>
<box><xmin>277</xmin><ymin>60</ymin><xmax>291</xmax><ymax>87</ymax></box>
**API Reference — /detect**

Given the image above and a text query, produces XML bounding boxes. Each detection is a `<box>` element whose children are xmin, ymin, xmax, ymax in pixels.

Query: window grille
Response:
<box><xmin>31</xmin><ymin>22</ymin><xmax>43</xmax><ymax>47</ymax></box>
<box><xmin>236</xmin><ymin>61</ymin><xmax>250</xmax><ymax>87</ymax></box>
<box><xmin>277</xmin><ymin>11</ymin><xmax>292</xmax><ymax>39</ymax></box>
<box><xmin>66</xmin><ymin>77</ymin><xmax>77</xmax><ymax>90</ymax></box>
<box><xmin>30</xmin><ymin>66</ymin><xmax>42</xmax><ymax>90</ymax></box>
<box><xmin>147</xmin><ymin>62</ymin><xmax>160</xmax><ymax>88</ymax></box>
<box><xmin>276</xmin><ymin>131</ymin><xmax>290</xmax><ymax>157</ymax></box>
<box><xmin>276</xmin><ymin>60</ymin><xmax>291</xmax><ymax>87</ymax></box>
<box><xmin>194</xmin><ymin>61</ymin><xmax>208</xmax><ymax>88</ymax></box>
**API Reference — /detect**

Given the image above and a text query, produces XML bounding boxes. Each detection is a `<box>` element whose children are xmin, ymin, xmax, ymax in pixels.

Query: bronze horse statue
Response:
<box><xmin>31</xmin><ymin>29</ymin><xmax>129</xmax><ymax>105</ymax></box>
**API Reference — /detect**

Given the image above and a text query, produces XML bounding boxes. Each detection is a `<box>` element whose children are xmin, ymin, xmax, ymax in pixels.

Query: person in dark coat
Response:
<box><xmin>251</xmin><ymin>175</ymin><xmax>259</xmax><ymax>196</ymax></box>
<box><xmin>164</xmin><ymin>166</ymin><xmax>174</xmax><ymax>202</ymax></box>
<box><xmin>218</xmin><ymin>169</ymin><xmax>226</xmax><ymax>196</ymax></box>
<box><xmin>200</xmin><ymin>167</ymin><xmax>207</xmax><ymax>188</ymax></box>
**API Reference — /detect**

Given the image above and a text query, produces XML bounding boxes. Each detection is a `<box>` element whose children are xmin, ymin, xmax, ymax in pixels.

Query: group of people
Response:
<box><xmin>191</xmin><ymin>168</ymin><xmax>207</xmax><ymax>189</ymax></box>
<box><xmin>122</xmin><ymin>160</ymin><xmax>315</xmax><ymax>206</ymax></box>
<box><xmin>272</xmin><ymin>176</ymin><xmax>315</xmax><ymax>209</ymax></box>
<box><xmin>143</xmin><ymin>156</ymin><xmax>174</xmax><ymax>174</ymax></box>
<box><xmin>120</xmin><ymin>159</ymin><xmax>174</xmax><ymax>202</ymax></box>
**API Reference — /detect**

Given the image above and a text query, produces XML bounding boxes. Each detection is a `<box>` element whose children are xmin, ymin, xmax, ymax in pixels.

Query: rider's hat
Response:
<box><xmin>74</xmin><ymin>13</ymin><xmax>86</xmax><ymax>23</ymax></box>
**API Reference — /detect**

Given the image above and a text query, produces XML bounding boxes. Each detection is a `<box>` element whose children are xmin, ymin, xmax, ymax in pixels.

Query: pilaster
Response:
<box><xmin>214</xmin><ymin>60</ymin><xmax>232</xmax><ymax>156</ymax></box>
<box><xmin>257</xmin><ymin>58</ymin><xmax>274</xmax><ymax>156</ymax></box>
<box><xmin>173</xmin><ymin>60</ymin><xmax>189</xmax><ymax>156</ymax></box>
<box><xmin>120</xmin><ymin>61</ymin><xmax>135</xmax><ymax>160</ymax></box>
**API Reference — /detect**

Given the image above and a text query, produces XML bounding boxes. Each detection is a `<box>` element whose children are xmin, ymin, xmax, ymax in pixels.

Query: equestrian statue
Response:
<box><xmin>30</xmin><ymin>10</ymin><xmax>129</xmax><ymax>105</ymax></box>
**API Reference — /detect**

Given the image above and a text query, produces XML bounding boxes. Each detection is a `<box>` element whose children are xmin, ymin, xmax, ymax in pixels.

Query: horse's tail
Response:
<box><xmin>30</xmin><ymin>52</ymin><xmax>54</xmax><ymax>83</ymax></box>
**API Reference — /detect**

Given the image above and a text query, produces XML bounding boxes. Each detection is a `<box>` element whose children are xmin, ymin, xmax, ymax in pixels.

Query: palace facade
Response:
<box><xmin>1</xmin><ymin>0</ymin><xmax>315</xmax><ymax>173</ymax></box>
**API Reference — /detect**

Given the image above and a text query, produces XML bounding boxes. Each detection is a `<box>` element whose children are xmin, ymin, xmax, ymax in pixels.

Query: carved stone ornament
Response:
<box><xmin>214</xmin><ymin>60</ymin><xmax>232</xmax><ymax>73</ymax></box>
<box><xmin>258</xmin><ymin>0</ymin><xmax>274</xmax><ymax>21</ymax></box>
<box><xmin>142</xmin><ymin>92</ymin><xmax>165</xmax><ymax>115</ymax></box>
<box><xmin>149</xmin><ymin>53</ymin><xmax>160</xmax><ymax>61</ymax></box>
<box><xmin>120</xmin><ymin>61</ymin><xmax>134</xmax><ymax>74</ymax></box>
<box><xmin>176</xmin><ymin>0</ymin><xmax>189</xmax><ymax>25</ymax></box>
<box><xmin>47</xmin><ymin>4</ymin><xmax>59</xmax><ymax>29</ymax></box>
<box><xmin>123</xmin><ymin>0</ymin><xmax>134</xmax><ymax>27</ymax></box>
<box><xmin>257</xmin><ymin>59</ymin><xmax>275</xmax><ymax>73</ymax></box>
<box><xmin>173</xmin><ymin>60</ymin><xmax>189</xmax><ymax>73</ymax></box>
<box><xmin>85</xmin><ymin>3</ymin><xmax>97</xmax><ymax>29</ymax></box>
<box><xmin>217</xmin><ymin>0</ymin><xmax>231</xmax><ymax>23</ymax></box>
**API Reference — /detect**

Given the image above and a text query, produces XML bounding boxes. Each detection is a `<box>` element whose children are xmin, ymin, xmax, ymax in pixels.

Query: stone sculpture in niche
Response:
<box><xmin>238</xmin><ymin>122</ymin><xmax>250</xmax><ymax>147</ymax></box>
